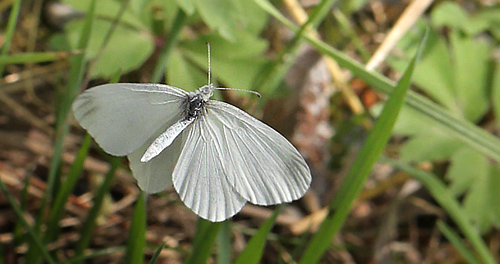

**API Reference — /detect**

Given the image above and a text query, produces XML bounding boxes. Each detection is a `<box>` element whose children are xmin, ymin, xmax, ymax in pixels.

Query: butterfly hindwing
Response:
<box><xmin>172</xmin><ymin>116</ymin><xmax>247</xmax><ymax>222</ymax></box>
<box><xmin>206</xmin><ymin>100</ymin><xmax>312</xmax><ymax>206</ymax></box>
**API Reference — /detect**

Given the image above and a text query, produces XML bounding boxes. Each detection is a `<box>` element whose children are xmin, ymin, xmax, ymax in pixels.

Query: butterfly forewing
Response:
<box><xmin>206</xmin><ymin>100</ymin><xmax>312</xmax><ymax>206</ymax></box>
<box><xmin>172</xmin><ymin>116</ymin><xmax>247</xmax><ymax>222</ymax></box>
<box><xmin>127</xmin><ymin>129</ymin><xmax>184</xmax><ymax>193</ymax></box>
<box><xmin>72</xmin><ymin>83</ymin><xmax>187</xmax><ymax>156</ymax></box>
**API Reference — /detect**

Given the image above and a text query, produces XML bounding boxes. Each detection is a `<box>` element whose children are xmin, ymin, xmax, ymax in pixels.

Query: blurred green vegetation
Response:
<box><xmin>1</xmin><ymin>0</ymin><xmax>500</xmax><ymax>263</ymax></box>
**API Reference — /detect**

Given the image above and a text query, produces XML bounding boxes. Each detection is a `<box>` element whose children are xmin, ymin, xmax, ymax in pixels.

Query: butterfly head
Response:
<box><xmin>197</xmin><ymin>84</ymin><xmax>215</xmax><ymax>101</ymax></box>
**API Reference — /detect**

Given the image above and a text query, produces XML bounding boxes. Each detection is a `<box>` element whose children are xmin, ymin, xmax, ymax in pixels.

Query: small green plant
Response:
<box><xmin>387</xmin><ymin>2</ymin><xmax>500</xmax><ymax>233</ymax></box>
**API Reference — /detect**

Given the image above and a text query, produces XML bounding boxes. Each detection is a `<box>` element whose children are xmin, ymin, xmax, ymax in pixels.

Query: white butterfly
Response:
<box><xmin>72</xmin><ymin>52</ymin><xmax>311</xmax><ymax>222</ymax></box>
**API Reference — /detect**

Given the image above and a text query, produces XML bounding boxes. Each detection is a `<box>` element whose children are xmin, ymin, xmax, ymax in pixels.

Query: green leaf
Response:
<box><xmin>62</xmin><ymin>0</ymin><xmax>146</xmax><ymax>30</ymax></box>
<box><xmin>168</xmin><ymin>48</ymin><xmax>206</xmax><ymax>91</ymax></box>
<box><xmin>450</xmin><ymin>31</ymin><xmax>490</xmax><ymax>122</ymax></box>
<box><xmin>298</xmin><ymin>28</ymin><xmax>427</xmax><ymax>264</ymax></box>
<box><xmin>172</xmin><ymin>33</ymin><xmax>268</xmax><ymax>91</ymax></box>
<box><xmin>389</xmin><ymin>14</ymin><xmax>496</xmax><ymax>231</ymax></box>
<box><xmin>386</xmin><ymin>159</ymin><xmax>496</xmax><ymax>264</ymax></box>
<box><xmin>235</xmin><ymin>208</ymin><xmax>280</xmax><ymax>264</ymax></box>
<box><xmin>431</xmin><ymin>2</ymin><xmax>490</xmax><ymax>36</ymax></box>
<box><xmin>53</xmin><ymin>0</ymin><xmax>155</xmax><ymax>78</ymax></box>
<box><xmin>474</xmin><ymin>8</ymin><xmax>500</xmax><ymax>40</ymax></box>
<box><xmin>124</xmin><ymin>192</ymin><xmax>147</xmax><ymax>264</ymax></box>
<box><xmin>391</xmin><ymin>28</ymin><xmax>457</xmax><ymax>112</ymax></box>
<box><xmin>175</xmin><ymin>0</ymin><xmax>195</xmax><ymax>15</ymax></box>
<box><xmin>447</xmin><ymin>148</ymin><xmax>488</xmax><ymax>196</ymax></box>
<box><xmin>193</xmin><ymin>0</ymin><xmax>237</xmax><ymax>40</ymax></box>
<box><xmin>236</xmin><ymin>0</ymin><xmax>269</xmax><ymax>34</ymax></box>
<box><xmin>400</xmin><ymin>135</ymin><xmax>462</xmax><ymax>162</ymax></box>
<box><xmin>55</xmin><ymin>18</ymin><xmax>154</xmax><ymax>78</ymax></box>
<box><xmin>448</xmin><ymin>149</ymin><xmax>500</xmax><ymax>233</ymax></box>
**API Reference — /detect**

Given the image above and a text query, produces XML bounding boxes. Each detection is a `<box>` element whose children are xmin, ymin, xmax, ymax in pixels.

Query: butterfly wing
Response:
<box><xmin>127</xmin><ymin>130</ymin><xmax>184</xmax><ymax>193</ymax></box>
<box><xmin>206</xmin><ymin>100</ymin><xmax>311</xmax><ymax>206</ymax></box>
<box><xmin>72</xmin><ymin>83</ymin><xmax>187</xmax><ymax>156</ymax></box>
<box><xmin>172</xmin><ymin>116</ymin><xmax>247</xmax><ymax>222</ymax></box>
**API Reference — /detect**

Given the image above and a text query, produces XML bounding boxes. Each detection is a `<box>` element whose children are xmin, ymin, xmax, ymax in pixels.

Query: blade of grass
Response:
<box><xmin>250</xmin><ymin>0</ymin><xmax>337</xmax><ymax>96</ymax></box>
<box><xmin>332</xmin><ymin>9</ymin><xmax>370</xmax><ymax>62</ymax></box>
<box><xmin>151</xmin><ymin>8</ymin><xmax>187</xmax><ymax>83</ymax></box>
<box><xmin>385</xmin><ymin>158</ymin><xmax>496</xmax><ymax>264</ymax></box>
<box><xmin>149</xmin><ymin>242</ymin><xmax>166</xmax><ymax>264</ymax></box>
<box><xmin>26</xmin><ymin>1</ymin><xmax>97</xmax><ymax>262</ymax></box>
<box><xmin>298</xmin><ymin>30</ymin><xmax>426</xmax><ymax>264</ymax></box>
<box><xmin>0</xmin><ymin>0</ymin><xmax>21</xmax><ymax>74</ymax></box>
<box><xmin>0</xmin><ymin>179</ymin><xmax>56</xmax><ymax>264</ymax></box>
<box><xmin>235</xmin><ymin>208</ymin><xmax>280</xmax><ymax>264</ymax></box>
<box><xmin>0</xmin><ymin>51</ymin><xmax>78</xmax><ymax>65</ymax></box>
<box><xmin>66</xmin><ymin>246</ymin><xmax>126</xmax><ymax>263</ymax></box>
<box><xmin>124</xmin><ymin>192</ymin><xmax>147</xmax><ymax>264</ymax></box>
<box><xmin>437</xmin><ymin>221</ymin><xmax>480</xmax><ymax>264</ymax></box>
<box><xmin>74</xmin><ymin>157</ymin><xmax>120</xmax><ymax>260</ymax></box>
<box><xmin>254</xmin><ymin>0</ymin><xmax>500</xmax><ymax>164</ymax></box>
<box><xmin>13</xmin><ymin>172</ymin><xmax>30</xmax><ymax>246</ymax></box>
<box><xmin>217</xmin><ymin>220</ymin><xmax>232</xmax><ymax>264</ymax></box>
<box><xmin>44</xmin><ymin>134</ymin><xmax>92</xmax><ymax>243</ymax></box>
<box><xmin>184</xmin><ymin>219</ymin><xmax>222</xmax><ymax>264</ymax></box>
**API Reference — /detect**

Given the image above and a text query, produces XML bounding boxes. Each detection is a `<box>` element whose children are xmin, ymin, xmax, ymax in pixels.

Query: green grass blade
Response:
<box><xmin>44</xmin><ymin>134</ymin><xmax>91</xmax><ymax>243</ymax></box>
<box><xmin>217</xmin><ymin>221</ymin><xmax>232</xmax><ymax>264</ymax></box>
<box><xmin>0</xmin><ymin>0</ymin><xmax>21</xmax><ymax>74</ymax></box>
<box><xmin>386</xmin><ymin>159</ymin><xmax>496</xmax><ymax>264</ymax></box>
<box><xmin>151</xmin><ymin>9</ymin><xmax>187</xmax><ymax>83</ymax></box>
<box><xmin>13</xmin><ymin>172</ymin><xmax>30</xmax><ymax>246</ymax></box>
<box><xmin>0</xmin><ymin>51</ymin><xmax>76</xmax><ymax>65</ymax></box>
<box><xmin>254</xmin><ymin>0</ymin><xmax>500</xmax><ymax>163</ymax></box>
<box><xmin>74</xmin><ymin>158</ymin><xmax>120</xmax><ymax>260</ymax></box>
<box><xmin>184</xmin><ymin>219</ymin><xmax>222</xmax><ymax>264</ymax></box>
<box><xmin>298</xmin><ymin>31</ymin><xmax>426</xmax><ymax>264</ymax></box>
<box><xmin>66</xmin><ymin>246</ymin><xmax>126</xmax><ymax>263</ymax></box>
<box><xmin>332</xmin><ymin>9</ymin><xmax>370</xmax><ymax>61</ymax></box>
<box><xmin>26</xmin><ymin>1</ymin><xmax>97</xmax><ymax>262</ymax></box>
<box><xmin>235</xmin><ymin>208</ymin><xmax>280</xmax><ymax>264</ymax></box>
<box><xmin>437</xmin><ymin>221</ymin><xmax>480</xmax><ymax>264</ymax></box>
<box><xmin>149</xmin><ymin>242</ymin><xmax>166</xmax><ymax>264</ymax></box>
<box><xmin>124</xmin><ymin>192</ymin><xmax>147</xmax><ymax>264</ymax></box>
<box><xmin>0</xmin><ymin>179</ymin><xmax>56</xmax><ymax>264</ymax></box>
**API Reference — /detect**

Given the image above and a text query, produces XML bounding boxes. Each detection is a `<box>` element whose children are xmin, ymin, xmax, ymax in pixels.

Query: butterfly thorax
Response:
<box><xmin>184</xmin><ymin>84</ymin><xmax>215</xmax><ymax>119</ymax></box>
<box><xmin>185</xmin><ymin>94</ymin><xmax>205</xmax><ymax>119</ymax></box>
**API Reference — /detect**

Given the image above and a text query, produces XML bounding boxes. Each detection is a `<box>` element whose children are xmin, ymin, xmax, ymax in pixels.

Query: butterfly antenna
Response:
<box><xmin>206</xmin><ymin>43</ymin><xmax>260</xmax><ymax>98</ymax></box>
<box><xmin>207</xmin><ymin>42</ymin><xmax>211</xmax><ymax>85</ymax></box>
<box><xmin>215</xmin><ymin>87</ymin><xmax>262</xmax><ymax>98</ymax></box>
